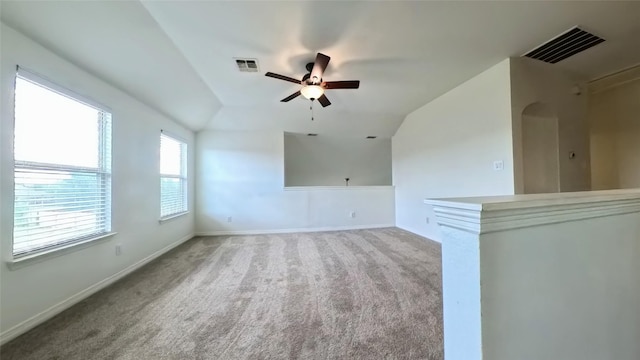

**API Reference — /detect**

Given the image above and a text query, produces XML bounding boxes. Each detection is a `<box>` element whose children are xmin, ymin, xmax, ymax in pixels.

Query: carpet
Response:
<box><xmin>1</xmin><ymin>228</ymin><xmax>443</xmax><ymax>359</ymax></box>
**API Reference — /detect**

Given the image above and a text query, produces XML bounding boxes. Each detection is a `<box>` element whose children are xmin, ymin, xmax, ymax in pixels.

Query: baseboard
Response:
<box><xmin>0</xmin><ymin>233</ymin><xmax>194</xmax><ymax>346</ymax></box>
<box><xmin>195</xmin><ymin>224</ymin><xmax>396</xmax><ymax>236</ymax></box>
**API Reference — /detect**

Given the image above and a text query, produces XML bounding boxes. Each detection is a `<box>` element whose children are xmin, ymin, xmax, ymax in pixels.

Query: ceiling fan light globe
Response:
<box><xmin>300</xmin><ymin>85</ymin><xmax>324</xmax><ymax>100</ymax></box>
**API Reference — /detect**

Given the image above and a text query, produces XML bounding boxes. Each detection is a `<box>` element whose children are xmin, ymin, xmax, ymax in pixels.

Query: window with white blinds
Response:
<box><xmin>160</xmin><ymin>132</ymin><xmax>187</xmax><ymax>219</ymax></box>
<box><xmin>13</xmin><ymin>68</ymin><xmax>112</xmax><ymax>258</ymax></box>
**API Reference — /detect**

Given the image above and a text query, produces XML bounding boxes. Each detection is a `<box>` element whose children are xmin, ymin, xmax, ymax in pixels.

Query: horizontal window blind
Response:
<box><xmin>13</xmin><ymin>69</ymin><xmax>112</xmax><ymax>258</ymax></box>
<box><xmin>160</xmin><ymin>132</ymin><xmax>187</xmax><ymax>218</ymax></box>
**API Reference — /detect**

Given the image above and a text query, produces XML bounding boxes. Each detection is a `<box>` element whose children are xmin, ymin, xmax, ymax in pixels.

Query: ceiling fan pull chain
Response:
<box><xmin>310</xmin><ymin>100</ymin><xmax>314</xmax><ymax>121</ymax></box>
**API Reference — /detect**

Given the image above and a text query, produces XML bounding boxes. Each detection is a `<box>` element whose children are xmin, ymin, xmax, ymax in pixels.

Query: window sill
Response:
<box><xmin>6</xmin><ymin>232</ymin><xmax>118</xmax><ymax>271</ymax></box>
<box><xmin>159</xmin><ymin>211</ymin><xmax>189</xmax><ymax>224</ymax></box>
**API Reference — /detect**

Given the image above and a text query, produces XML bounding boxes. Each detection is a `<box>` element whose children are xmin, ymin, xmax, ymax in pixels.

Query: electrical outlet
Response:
<box><xmin>493</xmin><ymin>160</ymin><xmax>504</xmax><ymax>171</ymax></box>
<box><xmin>350</xmin><ymin>211</ymin><xmax>356</xmax><ymax>218</ymax></box>
<box><xmin>115</xmin><ymin>244</ymin><xmax>122</xmax><ymax>256</ymax></box>
<box><xmin>227</xmin><ymin>216</ymin><xmax>232</xmax><ymax>223</ymax></box>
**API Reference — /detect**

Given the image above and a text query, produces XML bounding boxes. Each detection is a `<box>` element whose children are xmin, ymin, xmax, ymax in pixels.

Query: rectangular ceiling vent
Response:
<box><xmin>234</xmin><ymin>58</ymin><xmax>259</xmax><ymax>72</ymax></box>
<box><xmin>366</xmin><ymin>136</ymin><xmax>377</xmax><ymax>139</ymax></box>
<box><xmin>307</xmin><ymin>133</ymin><xmax>318</xmax><ymax>136</ymax></box>
<box><xmin>523</xmin><ymin>26</ymin><xmax>605</xmax><ymax>64</ymax></box>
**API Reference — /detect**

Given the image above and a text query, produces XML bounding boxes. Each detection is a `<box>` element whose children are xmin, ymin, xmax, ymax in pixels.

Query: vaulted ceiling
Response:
<box><xmin>2</xmin><ymin>1</ymin><xmax>639</xmax><ymax>136</ymax></box>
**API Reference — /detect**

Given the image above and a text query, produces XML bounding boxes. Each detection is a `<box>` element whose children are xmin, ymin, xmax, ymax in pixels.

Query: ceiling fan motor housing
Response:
<box><xmin>305</xmin><ymin>62</ymin><xmax>315</xmax><ymax>72</ymax></box>
<box><xmin>304</xmin><ymin>62</ymin><xmax>322</xmax><ymax>84</ymax></box>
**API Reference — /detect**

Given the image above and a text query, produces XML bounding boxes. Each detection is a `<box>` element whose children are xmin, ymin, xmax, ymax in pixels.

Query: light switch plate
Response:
<box><xmin>493</xmin><ymin>160</ymin><xmax>504</xmax><ymax>171</ymax></box>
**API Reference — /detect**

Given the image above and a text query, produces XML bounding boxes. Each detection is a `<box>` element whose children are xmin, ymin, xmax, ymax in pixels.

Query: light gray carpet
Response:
<box><xmin>1</xmin><ymin>228</ymin><xmax>443</xmax><ymax>360</ymax></box>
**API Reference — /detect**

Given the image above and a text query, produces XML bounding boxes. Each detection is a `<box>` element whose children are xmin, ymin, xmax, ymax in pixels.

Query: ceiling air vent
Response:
<box><xmin>366</xmin><ymin>136</ymin><xmax>377</xmax><ymax>139</ymax></box>
<box><xmin>523</xmin><ymin>26</ymin><xmax>605</xmax><ymax>64</ymax></box>
<box><xmin>234</xmin><ymin>58</ymin><xmax>259</xmax><ymax>72</ymax></box>
<box><xmin>307</xmin><ymin>133</ymin><xmax>318</xmax><ymax>137</ymax></box>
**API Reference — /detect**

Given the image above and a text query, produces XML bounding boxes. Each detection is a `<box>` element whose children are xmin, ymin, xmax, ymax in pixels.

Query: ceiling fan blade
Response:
<box><xmin>323</xmin><ymin>80</ymin><xmax>360</xmax><ymax>89</ymax></box>
<box><xmin>281</xmin><ymin>91</ymin><xmax>301</xmax><ymax>102</ymax></box>
<box><xmin>317</xmin><ymin>94</ymin><xmax>331</xmax><ymax>107</ymax></box>
<box><xmin>310</xmin><ymin>53</ymin><xmax>330</xmax><ymax>83</ymax></box>
<box><xmin>265</xmin><ymin>72</ymin><xmax>301</xmax><ymax>84</ymax></box>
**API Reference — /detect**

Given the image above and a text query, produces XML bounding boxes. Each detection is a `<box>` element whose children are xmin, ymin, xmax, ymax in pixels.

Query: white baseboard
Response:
<box><xmin>0</xmin><ymin>233</ymin><xmax>194</xmax><ymax>346</ymax></box>
<box><xmin>195</xmin><ymin>224</ymin><xmax>396</xmax><ymax>236</ymax></box>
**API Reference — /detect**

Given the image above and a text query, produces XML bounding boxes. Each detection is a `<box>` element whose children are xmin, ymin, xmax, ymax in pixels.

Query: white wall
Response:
<box><xmin>0</xmin><ymin>24</ymin><xmax>195</xmax><ymax>342</ymax></box>
<box><xmin>589</xmin><ymin>67</ymin><xmax>640</xmax><ymax>189</ymax></box>
<box><xmin>429</xmin><ymin>189</ymin><xmax>640</xmax><ymax>360</ymax></box>
<box><xmin>522</xmin><ymin>111</ymin><xmax>560</xmax><ymax>194</ymax></box>
<box><xmin>284</xmin><ymin>133</ymin><xmax>392</xmax><ymax>186</ymax></box>
<box><xmin>589</xmin><ymin>91</ymin><xmax>620</xmax><ymax>190</ymax></box>
<box><xmin>510</xmin><ymin>57</ymin><xmax>591</xmax><ymax>193</ymax></box>
<box><xmin>196</xmin><ymin>130</ymin><xmax>395</xmax><ymax>234</ymax></box>
<box><xmin>480</xmin><ymin>198</ymin><xmax>640</xmax><ymax>360</ymax></box>
<box><xmin>392</xmin><ymin>59</ymin><xmax>515</xmax><ymax>242</ymax></box>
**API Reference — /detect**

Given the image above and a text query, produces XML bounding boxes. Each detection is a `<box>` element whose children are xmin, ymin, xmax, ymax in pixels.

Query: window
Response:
<box><xmin>160</xmin><ymin>132</ymin><xmax>187</xmax><ymax>219</ymax></box>
<box><xmin>13</xmin><ymin>68</ymin><xmax>112</xmax><ymax>258</ymax></box>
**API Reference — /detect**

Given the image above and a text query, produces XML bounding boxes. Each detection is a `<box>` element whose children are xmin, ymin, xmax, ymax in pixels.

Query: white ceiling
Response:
<box><xmin>2</xmin><ymin>1</ymin><xmax>639</xmax><ymax>136</ymax></box>
<box><xmin>0</xmin><ymin>0</ymin><xmax>222</xmax><ymax>131</ymax></box>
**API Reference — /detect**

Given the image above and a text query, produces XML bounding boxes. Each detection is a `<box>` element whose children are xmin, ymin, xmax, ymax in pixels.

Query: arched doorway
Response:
<box><xmin>522</xmin><ymin>102</ymin><xmax>560</xmax><ymax>194</ymax></box>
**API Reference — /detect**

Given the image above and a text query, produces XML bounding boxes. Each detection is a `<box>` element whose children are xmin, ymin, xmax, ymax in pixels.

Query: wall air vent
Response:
<box><xmin>307</xmin><ymin>133</ymin><xmax>318</xmax><ymax>136</ymax></box>
<box><xmin>523</xmin><ymin>27</ymin><xmax>605</xmax><ymax>64</ymax></box>
<box><xmin>366</xmin><ymin>136</ymin><xmax>377</xmax><ymax>139</ymax></box>
<box><xmin>234</xmin><ymin>58</ymin><xmax>259</xmax><ymax>72</ymax></box>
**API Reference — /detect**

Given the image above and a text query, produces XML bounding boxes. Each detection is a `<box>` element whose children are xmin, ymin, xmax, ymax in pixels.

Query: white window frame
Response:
<box><xmin>12</xmin><ymin>67</ymin><xmax>113</xmax><ymax>260</ymax></box>
<box><xmin>159</xmin><ymin>131</ymin><xmax>188</xmax><ymax>220</ymax></box>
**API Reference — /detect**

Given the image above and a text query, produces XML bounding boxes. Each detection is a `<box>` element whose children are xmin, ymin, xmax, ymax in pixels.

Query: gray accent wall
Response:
<box><xmin>284</xmin><ymin>133</ymin><xmax>392</xmax><ymax>187</ymax></box>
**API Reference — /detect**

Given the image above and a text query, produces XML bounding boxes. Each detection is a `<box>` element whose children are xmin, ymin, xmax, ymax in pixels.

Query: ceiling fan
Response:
<box><xmin>265</xmin><ymin>52</ymin><xmax>360</xmax><ymax>107</ymax></box>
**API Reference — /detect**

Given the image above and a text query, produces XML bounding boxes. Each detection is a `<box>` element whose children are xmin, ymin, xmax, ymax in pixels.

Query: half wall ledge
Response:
<box><xmin>424</xmin><ymin>188</ymin><xmax>640</xmax><ymax>360</ymax></box>
<box><xmin>425</xmin><ymin>188</ymin><xmax>640</xmax><ymax>234</ymax></box>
